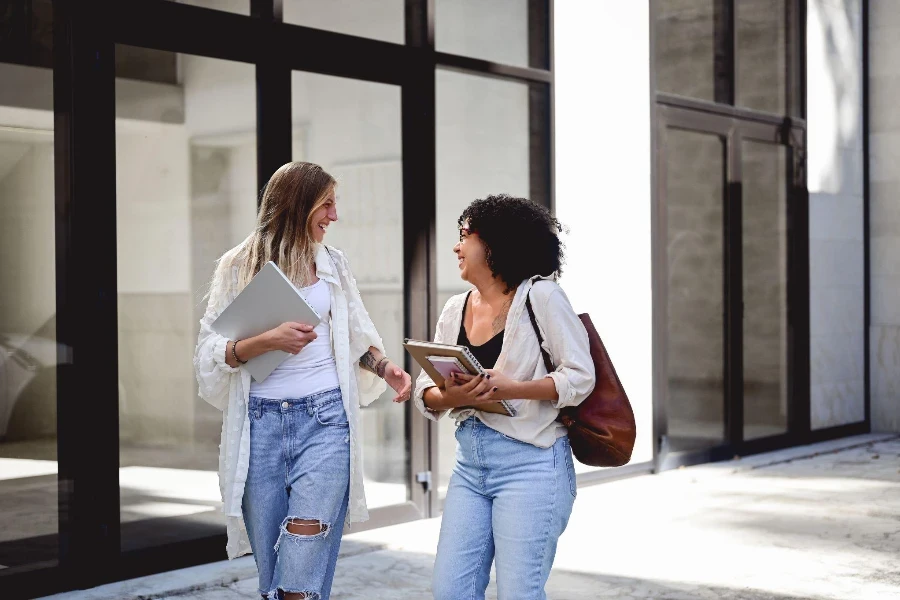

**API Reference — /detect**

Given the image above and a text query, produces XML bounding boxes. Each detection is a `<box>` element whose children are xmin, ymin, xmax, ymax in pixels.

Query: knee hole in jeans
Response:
<box><xmin>273</xmin><ymin>516</ymin><xmax>331</xmax><ymax>553</ymax></box>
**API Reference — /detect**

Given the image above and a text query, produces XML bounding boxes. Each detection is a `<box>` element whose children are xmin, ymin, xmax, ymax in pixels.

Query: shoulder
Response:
<box><xmin>528</xmin><ymin>277</ymin><xmax>564</xmax><ymax>307</ymax></box>
<box><xmin>216</xmin><ymin>237</ymin><xmax>250</xmax><ymax>272</ymax></box>
<box><xmin>438</xmin><ymin>291</ymin><xmax>469</xmax><ymax>321</ymax></box>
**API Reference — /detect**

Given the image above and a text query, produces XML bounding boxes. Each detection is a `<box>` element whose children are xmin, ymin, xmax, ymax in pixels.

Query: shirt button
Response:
<box><xmin>342</xmin><ymin>270</ymin><xmax>349</xmax><ymax>277</ymax></box>
<box><xmin>282</xmin><ymin>401</ymin><xmax>289</xmax><ymax>409</ymax></box>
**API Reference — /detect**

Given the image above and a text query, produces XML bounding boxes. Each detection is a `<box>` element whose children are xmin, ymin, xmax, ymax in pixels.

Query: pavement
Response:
<box><xmin>41</xmin><ymin>433</ymin><xmax>900</xmax><ymax>600</ymax></box>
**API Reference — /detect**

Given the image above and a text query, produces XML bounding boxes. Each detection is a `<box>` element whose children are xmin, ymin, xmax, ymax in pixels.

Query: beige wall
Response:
<box><xmin>868</xmin><ymin>1</ymin><xmax>900</xmax><ymax>432</ymax></box>
<box><xmin>808</xmin><ymin>0</ymin><xmax>866</xmax><ymax>429</ymax></box>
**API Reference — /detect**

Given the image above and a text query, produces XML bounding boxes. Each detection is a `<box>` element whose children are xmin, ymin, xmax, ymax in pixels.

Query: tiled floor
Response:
<box><xmin>39</xmin><ymin>433</ymin><xmax>900</xmax><ymax>600</ymax></box>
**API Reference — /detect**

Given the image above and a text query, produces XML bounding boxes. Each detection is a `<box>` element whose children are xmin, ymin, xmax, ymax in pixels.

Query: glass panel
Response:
<box><xmin>435</xmin><ymin>70</ymin><xmax>530</xmax><ymax>496</ymax></box>
<box><xmin>736</xmin><ymin>0</ymin><xmax>787</xmax><ymax>113</ymax></box>
<box><xmin>656</xmin><ymin>0</ymin><xmax>719</xmax><ymax>102</ymax></box>
<box><xmin>161</xmin><ymin>0</ymin><xmax>249</xmax><ymax>15</ymax></box>
<box><xmin>284</xmin><ymin>0</ymin><xmax>404</xmax><ymax>45</ymax></box>
<box><xmin>743</xmin><ymin>141</ymin><xmax>788</xmax><ymax>440</ymax></box>
<box><xmin>665</xmin><ymin>129</ymin><xmax>725</xmax><ymax>452</ymax></box>
<box><xmin>435</xmin><ymin>0</ymin><xmax>548</xmax><ymax>69</ymax></box>
<box><xmin>115</xmin><ymin>46</ymin><xmax>256</xmax><ymax>550</ymax></box>
<box><xmin>0</xmin><ymin>0</ymin><xmax>59</xmax><ymax>572</ymax></box>
<box><xmin>292</xmin><ymin>73</ymin><xmax>407</xmax><ymax>510</ymax></box>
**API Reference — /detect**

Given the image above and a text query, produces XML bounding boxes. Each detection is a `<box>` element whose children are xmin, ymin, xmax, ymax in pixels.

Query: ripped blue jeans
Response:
<box><xmin>243</xmin><ymin>389</ymin><xmax>350</xmax><ymax>600</ymax></box>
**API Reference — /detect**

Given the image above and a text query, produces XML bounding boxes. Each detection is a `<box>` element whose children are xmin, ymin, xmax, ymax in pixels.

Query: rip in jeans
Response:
<box><xmin>266</xmin><ymin>517</ymin><xmax>331</xmax><ymax>599</ymax></box>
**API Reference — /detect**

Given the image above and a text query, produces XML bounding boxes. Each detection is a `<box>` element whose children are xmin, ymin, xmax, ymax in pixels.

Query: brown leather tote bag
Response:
<box><xmin>525</xmin><ymin>289</ymin><xmax>636</xmax><ymax>467</ymax></box>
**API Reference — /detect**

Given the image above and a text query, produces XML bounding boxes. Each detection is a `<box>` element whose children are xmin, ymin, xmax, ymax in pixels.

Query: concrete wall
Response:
<box><xmin>868</xmin><ymin>2</ymin><xmax>900</xmax><ymax>432</ymax></box>
<box><xmin>807</xmin><ymin>0</ymin><xmax>866</xmax><ymax>429</ymax></box>
<box><xmin>555</xmin><ymin>1</ymin><xmax>653</xmax><ymax>467</ymax></box>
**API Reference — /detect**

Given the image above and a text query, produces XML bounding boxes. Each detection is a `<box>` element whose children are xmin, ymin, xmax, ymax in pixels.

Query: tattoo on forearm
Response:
<box><xmin>360</xmin><ymin>350</ymin><xmax>378</xmax><ymax>374</ymax></box>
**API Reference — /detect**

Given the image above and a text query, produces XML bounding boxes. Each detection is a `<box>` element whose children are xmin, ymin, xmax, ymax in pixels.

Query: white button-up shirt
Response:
<box><xmin>413</xmin><ymin>277</ymin><xmax>596</xmax><ymax>448</ymax></box>
<box><xmin>194</xmin><ymin>242</ymin><xmax>386</xmax><ymax>559</ymax></box>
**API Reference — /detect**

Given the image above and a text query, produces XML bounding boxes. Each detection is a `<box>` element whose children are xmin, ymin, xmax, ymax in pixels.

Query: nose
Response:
<box><xmin>453</xmin><ymin>242</ymin><xmax>461</xmax><ymax>254</ymax></box>
<box><xmin>328</xmin><ymin>205</ymin><xmax>338</xmax><ymax>222</ymax></box>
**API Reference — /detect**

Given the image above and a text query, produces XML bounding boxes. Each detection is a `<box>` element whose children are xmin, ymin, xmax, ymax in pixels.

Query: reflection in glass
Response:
<box><xmin>656</xmin><ymin>0</ymin><xmax>718</xmax><ymax>102</ymax></box>
<box><xmin>435</xmin><ymin>70</ymin><xmax>530</xmax><ymax>495</ymax></box>
<box><xmin>0</xmin><ymin>5</ymin><xmax>59</xmax><ymax>569</ymax></box>
<box><xmin>292</xmin><ymin>72</ymin><xmax>407</xmax><ymax>509</ymax></box>
<box><xmin>736</xmin><ymin>0</ymin><xmax>787</xmax><ymax>114</ymax></box>
<box><xmin>743</xmin><ymin>141</ymin><xmax>788</xmax><ymax>440</ymax></box>
<box><xmin>284</xmin><ymin>0</ymin><xmax>404</xmax><ymax>45</ymax></box>
<box><xmin>116</xmin><ymin>47</ymin><xmax>256</xmax><ymax>550</ymax></box>
<box><xmin>435</xmin><ymin>0</ymin><xmax>546</xmax><ymax>69</ymax></box>
<box><xmin>665</xmin><ymin>130</ymin><xmax>725</xmax><ymax>452</ymax></box>
<box><xmin>161</xmin><ymin>0</ymin><xmax>249</xmax><ymax>15</ymax></box>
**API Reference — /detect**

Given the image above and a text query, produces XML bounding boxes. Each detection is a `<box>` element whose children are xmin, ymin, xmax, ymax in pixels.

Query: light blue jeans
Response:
<box><xmin>243</xmin><ymin>388</ymin><xmax>350</xmax><ymax>600</ymax></box>
<box><xmin>433</xmin><ymin>417</ymin><xmax>577</xmax><ymax>600</ymax></box>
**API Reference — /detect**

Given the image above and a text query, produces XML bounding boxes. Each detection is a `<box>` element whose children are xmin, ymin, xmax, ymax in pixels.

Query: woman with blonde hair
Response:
<box><xmin>194</xmin><ymin>161</ymin><xmax>411</xmax><ymax>600</ymax></box>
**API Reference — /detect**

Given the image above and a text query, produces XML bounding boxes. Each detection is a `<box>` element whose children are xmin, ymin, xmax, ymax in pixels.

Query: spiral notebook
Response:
<box><xmin>403</xmin><ymin>339</ymin><xmax>517</xmax><ymax>417</ymax></box>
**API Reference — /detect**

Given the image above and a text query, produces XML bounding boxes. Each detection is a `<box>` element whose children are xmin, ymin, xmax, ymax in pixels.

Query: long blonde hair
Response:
<box><xmin>235</xmin><ymin>161</ymin><xmax>336</xmax><ymax>291</ymax></box>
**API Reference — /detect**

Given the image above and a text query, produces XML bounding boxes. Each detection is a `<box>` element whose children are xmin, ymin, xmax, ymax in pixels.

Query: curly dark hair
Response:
<box><xmin>458</xmin><ymin>194</ymin><xmax>564</xmax><ymax>293</ymax></box>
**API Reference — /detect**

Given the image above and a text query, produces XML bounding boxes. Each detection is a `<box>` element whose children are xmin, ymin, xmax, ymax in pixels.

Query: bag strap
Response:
<box><xmin>524</xmin><ymin>290</ymin><xmax>555</xmax><ymax>373</ymax></box>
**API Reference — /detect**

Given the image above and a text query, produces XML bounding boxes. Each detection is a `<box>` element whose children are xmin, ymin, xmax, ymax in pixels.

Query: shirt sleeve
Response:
<box><xmin>413</xmin><ymin>299</ymin><xmax>454</xmax><ymax>422</ymax></box>
<box><xmin>337</xmin><ymin>250</ymin><xmax>388</xmax><ymax>407</ymax></box>
<box><xmin>538</xmin><ymin>286</ymin><xmax>596</xmax><ymax>409</ymax></box>
<box><xmin>193</xmin><ymin>264</ymin><xmax>241</xmax><ymax>412</ymax></box>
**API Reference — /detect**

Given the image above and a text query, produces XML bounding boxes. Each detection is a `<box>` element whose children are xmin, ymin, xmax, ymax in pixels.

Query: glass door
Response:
<box><xmin>291</xmin><ymin>70</ymin><xmax>417</xmax><ymax>525</ymax></box>
<box><xmin>656</xmin><ymin>104</ymin><xmax>802</xmax><ymax>469</ymax></box>
<box><xmin>659</xmin><ymin>124</ymin><xmax>729</xmax><ymax>461</ymax></box>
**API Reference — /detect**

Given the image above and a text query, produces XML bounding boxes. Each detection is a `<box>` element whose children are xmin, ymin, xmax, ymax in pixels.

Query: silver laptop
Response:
<box><xmin>211</xmin><ymin>261</ymin><xmax>323</xmax><ymax>382</ymax></box>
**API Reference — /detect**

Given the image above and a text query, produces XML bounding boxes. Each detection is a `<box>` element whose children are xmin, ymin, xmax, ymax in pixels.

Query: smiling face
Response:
<box><xmin>308</xmin><ymin>186</ymin><xmax>338</xmax><ymax>243</ymax></box>
<box><xmin>454</xmin><ymin>220</ymin><xmax>490</xmax><ymax>283</ymax></box>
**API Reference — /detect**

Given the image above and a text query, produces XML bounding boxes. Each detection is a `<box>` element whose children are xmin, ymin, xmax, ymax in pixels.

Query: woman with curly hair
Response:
<box><xmin>413</xmin><ymin>194</ymin><xmax>596</xmax><ymax>600</ymax></box>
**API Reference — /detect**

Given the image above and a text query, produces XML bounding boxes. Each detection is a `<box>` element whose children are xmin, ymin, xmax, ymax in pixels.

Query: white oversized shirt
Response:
<box><xmin>194</xmin><ymin>242</ymin><xmax>386</xmax><ymax>559</ymax></box>
<box><xmin>413</xmin><ymin>277</ymin><xmax>596</xmax><ymax>448</ymax></box>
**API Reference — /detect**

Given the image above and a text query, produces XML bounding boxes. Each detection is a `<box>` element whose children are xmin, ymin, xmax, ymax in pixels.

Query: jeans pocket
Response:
<box><xmin>562</xmin><ymin>438</ymin><xmax>577</xmax><ymax>498</ymax></box>
<box><xmin>314</xmin><ymin>399</ymin><xmax>349</xmax><ymax>427</ymax></box>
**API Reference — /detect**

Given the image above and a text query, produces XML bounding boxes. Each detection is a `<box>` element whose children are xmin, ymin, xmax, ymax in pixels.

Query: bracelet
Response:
<box><xmin>232</xmin><ymin>340</ymin><xmax>248</xmax><ymax>365</ymax></box>
<box><xmin>375</xmin><ymin>357</ymin><xmax>390</xmax><ymax>378</ymax></box>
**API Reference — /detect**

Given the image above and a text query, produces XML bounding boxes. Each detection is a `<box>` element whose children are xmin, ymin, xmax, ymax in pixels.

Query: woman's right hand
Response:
<box><xmin>266</xmin><ymin>322</ymin><xmax>317</xmax><ymax>354</ymax></box>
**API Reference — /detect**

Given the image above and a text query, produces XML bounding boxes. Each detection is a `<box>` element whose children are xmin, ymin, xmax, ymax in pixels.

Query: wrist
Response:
<box><xmin>259</xmin><ymin>330</ymin><xmax>275</xmax><ymax>353</ymax></box>
<box><xmin>375</xmin><ymin>357</ymin><xmax>391</xmax><ymax>378</ymax></box>
<box><xmin>505</xmin><ymin>380</ymin><xmax>523</xmax><ymax>400</ymax></box>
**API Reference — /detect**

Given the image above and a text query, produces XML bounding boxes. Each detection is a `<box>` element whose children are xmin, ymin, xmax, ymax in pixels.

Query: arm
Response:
<box><xmin>331</xmin><ymin>247</ymin><xmax>410</xmax><ymax>404</ymax></box>
<box><xmin>194</xmin><ymin>264</ymin><xmax>241</xmax><ymax>411</ymax></box>
<box><xmin>223</xmin><ymin>322</ymin><xmax>318</xmax><ymax>368</ymax></box>
<box><xmin>360</xmin><ymin>346</ymin><xmax>412</xmax><ymax>403</ymax></box>
<box><xmin>534</xmin><ymin>286</ymin><xmax>595</xmax><ymax>408</ymax></box>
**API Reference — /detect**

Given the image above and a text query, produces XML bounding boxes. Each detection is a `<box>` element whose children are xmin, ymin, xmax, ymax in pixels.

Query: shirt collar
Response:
<box><xmin>314</xmin><ymin>243</ymin><xmax>341</xmax><ymax>287</ymax></box>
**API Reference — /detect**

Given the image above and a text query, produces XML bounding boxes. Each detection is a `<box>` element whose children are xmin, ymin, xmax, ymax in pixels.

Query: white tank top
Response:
<box><xmin>249</xmin><ymin>278</ymin><xmax>341</xmax><ymax>399</ymax></box>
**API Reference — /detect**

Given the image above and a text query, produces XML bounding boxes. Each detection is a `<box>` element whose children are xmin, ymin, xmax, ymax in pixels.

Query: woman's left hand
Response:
<box><xmin>383</xmin><ymin>361</ymin><xmax>412</xmax><ymax>403</ymax></box>
<box><xmin>455</xmin><ymin>369</ymin><xmax>519</xmax><ymax>401</ymax></box>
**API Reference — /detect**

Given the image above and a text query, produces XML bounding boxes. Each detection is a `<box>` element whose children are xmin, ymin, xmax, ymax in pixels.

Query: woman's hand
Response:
<box><xmin>441</xmin><ymin>372</ymin><xmax>500</xmax><ymax>408</ymax></box>
<box><xmin>383</xmin><ymin>361</ymin><xmax>412</xmax><ymax>403</ymax></box>
<box><xmin>479</xmin><ymin>369</ymin><xmax>519</xmax><ymax>400</ymax></box>
<box><xmin>266</xmin><ymin>322</ymin><xmax>317</xmax><ymax>354</ymax></box>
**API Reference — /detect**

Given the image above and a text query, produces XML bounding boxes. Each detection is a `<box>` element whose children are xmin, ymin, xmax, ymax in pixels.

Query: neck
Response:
<box><xmin>473</xmin><ymin>276</ymin><xmax>510</xmax><ymax>305</ymax></box>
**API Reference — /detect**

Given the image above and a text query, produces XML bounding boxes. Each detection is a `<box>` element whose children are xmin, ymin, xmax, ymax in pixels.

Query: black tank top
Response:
<box><xmin>457</xmin><ymin>292</ymin><xmax>504</xmax><ymax>369</ymax></box>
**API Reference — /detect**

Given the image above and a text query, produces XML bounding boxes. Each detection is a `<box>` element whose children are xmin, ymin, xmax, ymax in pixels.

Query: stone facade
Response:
<box><xmin>868</xmin><ymin>1</ymin><xmax>900</xmax><ymax>432</ymax></box>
